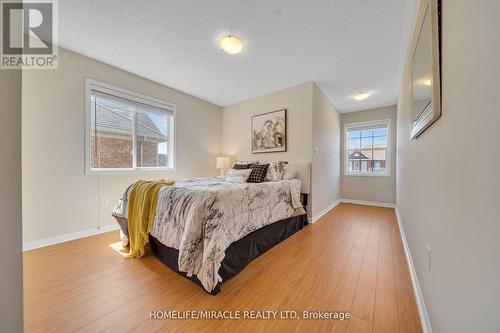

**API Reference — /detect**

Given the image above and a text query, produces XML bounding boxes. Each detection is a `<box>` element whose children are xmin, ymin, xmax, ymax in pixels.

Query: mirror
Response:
<box><xmin>412</xmin><ymin>6</ymin><xmax>432</xmax><ymax>124</ymax></box>
<box><xmin>410</xmin><ymin>0</ymin><xmax>441</xmax><ymax>139</ymax></box>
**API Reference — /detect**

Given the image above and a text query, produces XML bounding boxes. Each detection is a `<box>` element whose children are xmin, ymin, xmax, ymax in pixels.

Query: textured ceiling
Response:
<box><xmin>59</xmin><ymin>0</ymin><xmax>415</xmax><ymax>112</ymax></box>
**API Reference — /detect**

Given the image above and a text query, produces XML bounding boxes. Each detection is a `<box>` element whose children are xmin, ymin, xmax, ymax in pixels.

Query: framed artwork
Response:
<box><xmin>251</xmin><ymin>109</ymin><xmax>287</xmax><ymax>154</ymax></box>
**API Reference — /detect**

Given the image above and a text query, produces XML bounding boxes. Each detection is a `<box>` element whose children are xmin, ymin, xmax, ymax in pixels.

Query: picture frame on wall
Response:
<box><xmin>251</xmin><ymin>109</ymin><xmax>287</xmax><ymax>154</ymax></box>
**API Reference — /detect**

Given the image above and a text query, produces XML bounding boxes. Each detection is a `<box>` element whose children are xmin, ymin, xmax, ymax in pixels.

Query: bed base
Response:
<box><xmin>149</xmin><ymin>214</ymin><xmax>308</xmax><ymax>295</ymax></box>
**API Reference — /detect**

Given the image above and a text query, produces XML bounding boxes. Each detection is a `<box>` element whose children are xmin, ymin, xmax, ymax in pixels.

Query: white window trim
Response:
<box><xmin>84</xmin><ymin>78</ymin><xmax>176</xmax><ymax>175</ymax></box>
<box><xmin>344</xmin><ymin>119</ymin><xmax>391</xmax><ymax>177</ymax></box>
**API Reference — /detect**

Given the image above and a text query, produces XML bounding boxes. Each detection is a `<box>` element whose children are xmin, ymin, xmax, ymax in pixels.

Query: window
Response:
<box><xmin>85</xmin><ymin>79</ymin><xmax>175</xmax><ymax>173</ymax></box>
<box><xmin>345</xmin><ymin>119</ymin><xmax>390</xmax><ymax>176</ymax></box>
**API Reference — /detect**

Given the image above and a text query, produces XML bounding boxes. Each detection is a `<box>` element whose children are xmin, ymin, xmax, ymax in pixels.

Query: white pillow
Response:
<box><xmin>226</xmin><ymin>168</ymin><xmax>252</xmax><ymax>183</ymax></box>
<box><xmin>283</xmin><ymin>163</ymin><xmax>298</xmax><ymax>180</ymax></box>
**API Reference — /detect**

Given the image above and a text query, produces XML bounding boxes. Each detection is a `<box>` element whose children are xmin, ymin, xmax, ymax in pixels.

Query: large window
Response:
<box><xmin>345</xmin><ymin>119</ymin><xmax>390</xmax><ymax>176</ymax></box>
<box><xmin>85</xmin><ymin>80</ymin><xmax>175</xmax><ymax>173</ymax></box>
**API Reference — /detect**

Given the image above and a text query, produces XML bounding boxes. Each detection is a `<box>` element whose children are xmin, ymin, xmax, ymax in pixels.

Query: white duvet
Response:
<box><xmin>148</xmin><ymin>177</ymin><xmax>305</xmax><ymax>292</ymax></box>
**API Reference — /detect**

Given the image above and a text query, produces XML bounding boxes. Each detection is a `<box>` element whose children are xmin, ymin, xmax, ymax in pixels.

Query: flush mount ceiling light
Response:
<box><xmin>219</xmin><ymin>35</ymin><xmax>244</xmax><ymax>54</ymax></box>
<box><xmin>352</xmin><ymin>93</ymin><xmax>371</xmax><ymax>101</ymax></box>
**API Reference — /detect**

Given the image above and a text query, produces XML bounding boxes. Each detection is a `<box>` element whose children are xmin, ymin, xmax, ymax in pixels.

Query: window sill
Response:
<box><xmin>86</xmin><ymin>167</ymin><xmax>175</xmax><ymax>175</ymax></box>
<box><xmin>344</xmin><ymin>172</ymin><xmax>391</xmax><ymax>178</ymax></box>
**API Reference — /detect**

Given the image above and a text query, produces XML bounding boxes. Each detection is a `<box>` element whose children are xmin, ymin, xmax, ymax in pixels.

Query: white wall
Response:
<box><xmin>0</xmin><ymin>70</ymin><xmax>23</xmax><ymax>331</ymax></box>
<box><xmin>312</xmin><ymin>83</ymin><xmax>341</xmax><ymax>218</ymax></box>
<box><xmin>341</xmin><ymin>105</ymin><xmax>397</xmax><ymax>204</ymax></box>
<box><xmin>397</xmin><ymin>0</ymin><xmax>500</xmax><ymax>332</ymax></box>
<box><xmin>222</xmin><ymin>81</ymin><xmax>313</xmax><ymax>164</ymax></box>
<box><xmin>22</xmin><ymin>47</ymin><xmax>222</xmax><ymax>244</ymax></box>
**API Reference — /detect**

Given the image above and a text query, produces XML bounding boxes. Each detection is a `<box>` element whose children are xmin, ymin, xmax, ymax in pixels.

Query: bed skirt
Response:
<box><xmin>149</xmin><ymin>214</ymin><xmax>308</xmax><ymax>295</ymax></box>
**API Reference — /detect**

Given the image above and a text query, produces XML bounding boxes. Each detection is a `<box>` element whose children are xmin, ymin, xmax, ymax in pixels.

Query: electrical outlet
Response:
<box><xmin>101</xmin><ymin>198</ymin><xmax>108</xmax><ymax>207</ymax></box>
<box><xmin>426</xmin><ymin>245</ymin><xmax>432</xmax><ymax>270</ymax></box>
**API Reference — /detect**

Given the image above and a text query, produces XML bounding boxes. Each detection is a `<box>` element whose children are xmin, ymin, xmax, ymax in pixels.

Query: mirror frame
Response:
<box><xmin>409</xmin><ymin>0</ymin><xmax>441</xmax><ymax>139</ymax></box>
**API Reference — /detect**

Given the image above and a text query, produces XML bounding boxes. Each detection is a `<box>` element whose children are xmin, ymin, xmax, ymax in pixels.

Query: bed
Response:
<box><xmin>113</xmin><ymin>163</ymin><xmax>310</xmax><ymax>295</ymax></box>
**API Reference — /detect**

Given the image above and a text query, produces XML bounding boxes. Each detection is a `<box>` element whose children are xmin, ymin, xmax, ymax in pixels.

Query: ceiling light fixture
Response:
<box><xmin>220</xmin><ymin>35</ymin><xmax>244</xmax><ymax>54</ymax></box>
<box><xmin>423</xmin><ymin>77</ymin><xmax>432</xmax><ymax>86</ymax></box>
<box><xmin>352</xmin><ymin>93</ymin><xmax>370</xmax><ymax>101</ymax></box>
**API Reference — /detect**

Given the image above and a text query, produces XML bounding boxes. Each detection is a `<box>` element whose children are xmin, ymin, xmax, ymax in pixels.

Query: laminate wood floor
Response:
<box><xmin>24</xmin><ymin>203</ymin><xmax>422</xmax><ymax>333</ymax></box>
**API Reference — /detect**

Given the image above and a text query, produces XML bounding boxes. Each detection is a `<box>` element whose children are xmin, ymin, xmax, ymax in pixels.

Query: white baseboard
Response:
<box><xmin>395</xmin><ymin>208</ymin><xmax>432</xmax><ymax>333</ymax></box>
<box><xmin>309</xmin><ymin>198</ymin><xmax>431</xmax><ymax>332</ymax></box>
<box><xmin>23</xmin><ymin>224</ymin><xmax>120</xmax><ymax>251</ymax></box>
<box><xmin>310</xmin><ymin>199</ymin><xmax>342</xmax><ymax>223</ymax></box>
<box><xmin>340</xmin><ymin>198</ymin><xmax>395</xmax><ymax>208</ymax></box>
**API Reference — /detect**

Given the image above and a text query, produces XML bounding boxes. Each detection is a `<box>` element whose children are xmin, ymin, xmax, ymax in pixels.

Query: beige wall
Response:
<box><xmin>0</xmin><ymin>70</ymin><xmax>23</xmax><ymax>331</ymax></box>
<box><xmin>222</xmin><ymin>82</ymin><xmax>313</xmax><ymax>164</ymax></box>
<box><xmin>341</xmin><ymin>105</ymin><xmax>397</xmax><ymax>204</ymax></box>
<box><xmin>222</xmin><ymin>81</ymin><xmax>314</xmax><ymax>216</ymax></box>
<box><xmin>222</xmin><ymin>81</ymin><xmax>343</xmax><ymax>219</ymax></box>
<box><xmin>22</xmin><ymin>47</ymin><xmax>222</xmax><ymax>243</ymax></box>
<box><xmin>396</xmin><ymin>0</ymin><xmax>500</xmax><ymax>332</ymax></box>
<box><xmin>312</xmin><ymin>83</ymin><xmax>341</xmax><ymax>218</ymax></box>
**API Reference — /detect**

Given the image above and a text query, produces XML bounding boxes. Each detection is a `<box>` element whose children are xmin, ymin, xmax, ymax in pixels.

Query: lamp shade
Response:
<box><xmin>216</xmin><ymin>157</ymin><xmax>230</xmax><ymax>170</ymax></box>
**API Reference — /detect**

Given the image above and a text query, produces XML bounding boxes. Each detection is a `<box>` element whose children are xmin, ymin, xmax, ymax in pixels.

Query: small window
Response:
<box><xmin>86</xmin><ymin>80</ymin><xmax>175</xmax><ymax>173</ymax></box>
<box><xmin>345</xmin><ymin>119</ymin><xmax>390</xmax><ymax>176</ymax></box>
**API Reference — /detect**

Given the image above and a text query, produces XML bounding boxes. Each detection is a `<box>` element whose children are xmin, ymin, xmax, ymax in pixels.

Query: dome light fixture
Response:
<box><xmin>352</xmin><ymin>93</ymin><xmax>371</xmax><ymax>101</ymax></box>
<box><xmin>219</xmin><ymin>35</ymin><xmax>244</xmax><ymax>55</ymax></box>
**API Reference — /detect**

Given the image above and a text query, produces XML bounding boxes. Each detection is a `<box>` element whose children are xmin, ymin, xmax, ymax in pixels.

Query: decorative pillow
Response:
<box><xmin>233</xmin><ymin>160</ymin><xmax>258</xmax><ymax>166</ymax></box>
<box><xmin>283</xmin><ymin>163</ymin><xmax>298</xmax><ymax>180</ymax></box>
<box><xmin>226</xmin><ymin>168</ymin><xmax>252</xmax><ymax>183</ymax></box>
<box><xmin>232</xmin><ymin>163</ymin><xmax>254</xmax><ymax>170</ymax></box>
<box><xmin>265</xmin><ymin>161</ymin><xmax>289</xmax><ymax>181</ymax></box>
<box><xmin>247</xmin><ymin>163</ymin><xmax>270</xmax><ymax>183</ymax></box>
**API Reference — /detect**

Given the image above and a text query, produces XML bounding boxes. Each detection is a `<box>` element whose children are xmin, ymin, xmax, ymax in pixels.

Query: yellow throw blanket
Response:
<box><xmin>126</xmin><ymin>179</ymin><xmax>175</xmax><ymax>259</ymax></box>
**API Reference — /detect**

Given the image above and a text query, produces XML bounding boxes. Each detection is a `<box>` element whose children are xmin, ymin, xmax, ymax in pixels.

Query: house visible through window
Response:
<box><xmin>345</xmin><ymin>120</ymin><xmax>390</xmax><ymax>176</ymax></box>
<box><xmin>86</xmin><ymin>80</ymin><xmax>175</xmax><ymax>173</ymax></box>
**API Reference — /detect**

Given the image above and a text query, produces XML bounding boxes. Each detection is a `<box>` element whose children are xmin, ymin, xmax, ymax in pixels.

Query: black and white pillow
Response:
<box><xmin>226</xmin><ymin>168</ymin><xmax>253</xmax><ymax>183</ymax></box>
<box><xmin>232</xmin><ymin>163</ymin><xmax>254</xmax><ymax>170</ymax></box>
<box><xmin>233</xmin><ymin>160</ymin><xmax>258</xmax><ymax>167</ymax></box>
<box><xmin>265</xmin><ymin>161</ymin><xmax>289</xmax><ymax>181</ymax></box>
<box><xmin>247</xmin><ymin>163</ymin><xmax>270</xmax><ymax>183</ymax></box>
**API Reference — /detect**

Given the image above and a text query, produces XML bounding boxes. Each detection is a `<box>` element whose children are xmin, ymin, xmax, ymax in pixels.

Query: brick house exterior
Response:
<box><xmin>90</xmin><ymin>104</ymin><xmax>167</xmax><ymax>169</ymax></box>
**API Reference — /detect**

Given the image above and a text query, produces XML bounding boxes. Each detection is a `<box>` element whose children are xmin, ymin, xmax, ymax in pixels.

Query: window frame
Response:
<box><xmin>84</xmin><ymin>78</ymin><xmax>176</xmax><ymax>175</ymax></box>
<box><xmin>344</xmin><ymin>119</ymin><xmax>391</xmax><ymax>177</ymax></box>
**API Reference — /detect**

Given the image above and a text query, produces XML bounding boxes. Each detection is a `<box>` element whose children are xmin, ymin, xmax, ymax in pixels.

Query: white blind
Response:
<box><xmin>91</xmin><ymin>87</ymin><xmax>175</xmax><ymax>116</ymax></box>
<box><xmin>346</xmin><ymin>122</ymin><xmax>388</xmax><ymax>132</ymax></box>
